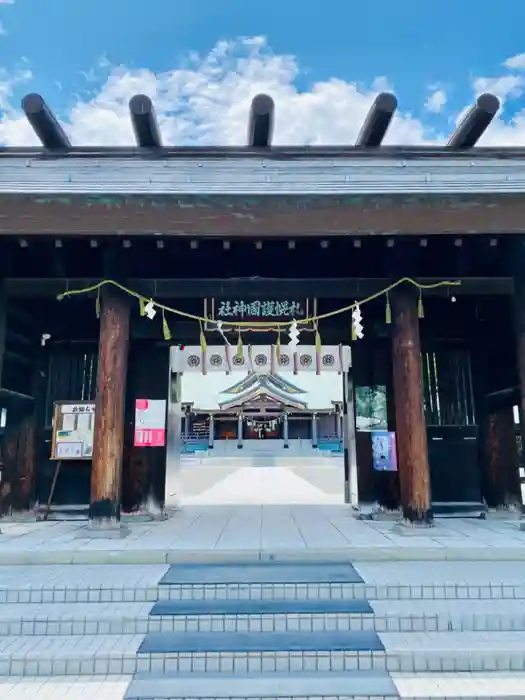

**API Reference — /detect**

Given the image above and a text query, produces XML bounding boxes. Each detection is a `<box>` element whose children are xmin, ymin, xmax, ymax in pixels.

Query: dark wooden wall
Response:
<box><xmin>0</xmin><ymin>293</ymin><xmax>41</xmax><ymax>513</ymax></box>
<box><xmin>122</xmin><ymin>341</ymin><xmax>169</xmax><ymax>511</ymax></box>
<box><xmin>351</xmin><ymin>295</ymin><xmax>517</xmax><ymax>507</ymax></box>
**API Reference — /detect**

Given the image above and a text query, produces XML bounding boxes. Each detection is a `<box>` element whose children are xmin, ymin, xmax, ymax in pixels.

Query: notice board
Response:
<box><xmin>51</xmin><ymin>401</ymin><xmax>95</xmax><ymax>460</ymax></box>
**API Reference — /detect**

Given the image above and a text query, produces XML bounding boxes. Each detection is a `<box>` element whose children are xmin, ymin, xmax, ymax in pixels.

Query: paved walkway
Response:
<box><xmin>181</xmin><ymin>465</ymin><xmax>343</xmax><ymax>504</ymax></box>
<box><xmin>1</xmin><ymin>505</ymin><xmax>524</xmax><ymax>563</ymax></box>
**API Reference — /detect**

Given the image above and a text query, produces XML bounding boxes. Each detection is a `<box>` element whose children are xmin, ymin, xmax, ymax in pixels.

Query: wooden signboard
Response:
<box><xmin>50</xmin><ymin>400</ymin><xmax>95</xmax><ymax>461</ymax></box>
<box><xmin>203</xmin><ymin>298</ymin><xmax>317</xmax><ymax>331</ymax></box>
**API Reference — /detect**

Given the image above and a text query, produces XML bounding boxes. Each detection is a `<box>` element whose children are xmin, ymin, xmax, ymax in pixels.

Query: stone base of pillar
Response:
<box><xmin>77</xmin><ymin>520</ymin><xmax>130</xmax><ymax>539</ymax></box>
<box><xmin>518</xmin><ymin>520</ymin><xmax>525</xmax><ymax>531</ymax></box>
<box><xmin>283</xmin><ymin>444</ymin><xmax>289</xmax><ymax>449</ymax></box>
<box><xmin>89</xmin><ymin>497</ymin><xmax>118</xmax><ymax>521</ymax></box>
<box><xmin>237</xmin><ymin>443</ymin><xmax>243</xmax><ymax>449</ymax></box>
<box><xmin>402</xmin><ymin>506</ymin><xmax>434</xmax><ymax>524</ymax></box>
<box><xmin>392</xmin><ymin>509</ymin><xmax>434</xmax><ymax>535</ymax></box>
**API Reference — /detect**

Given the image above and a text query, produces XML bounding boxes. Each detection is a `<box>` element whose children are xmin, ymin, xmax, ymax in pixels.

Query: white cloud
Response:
<box><xmin>425</xmin><ymin>87</ymin><xmax>447</xmax><ymax>114</ymax></box>
<box><xmin>0</xmin><ymin>37</ymin><xmax>525</xmax><ymax>147</ymax></box>
<box><xmin>472</xmin><ymin>74</ymin><xmax>525</xmax><ymax>102</ymax></box>
<box><xmin>0</xmin><ymin>38</ymin><xmax>435</xmax><ymax>147</ymax></box>
<box><xmin>505</xmin><ymin>53</ymin><xmax>525</xmax><ymax>70</ymax></box>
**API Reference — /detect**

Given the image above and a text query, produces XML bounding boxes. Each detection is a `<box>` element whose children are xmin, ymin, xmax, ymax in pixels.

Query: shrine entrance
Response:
<box><xmin>165</xmin><ymin>344</ymin><xmax>355</xmax><ymax>506</ymax></box>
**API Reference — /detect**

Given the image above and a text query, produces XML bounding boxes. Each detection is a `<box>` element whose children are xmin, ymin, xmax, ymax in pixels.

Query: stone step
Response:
<box><xmin>392</xmin><ymin>671</ymin><xmax>525</xmax><ymax>699</ymax></box>
<box><xmin>2</xmin><ymin>631</ymin><xmax>525</xmax><ymax>676</ymax></box>
<box><xmin>3</xmin><ymin>561</ymin><xmax>525</xmax><ymax>601</ymax></box>
<box><xmin>126</xmin><ymin>671</ymin><xmax>399</xmax><ymax>699</ymax></box>
<box><xmin>2</xmin><ymin>599</ymin><xmax>525</xmax><ymax>635</ymax></box>
<box><xmin>2</xmin><ymin>672</ymin><xmax>525</xmax><ymax>700</ymax></box>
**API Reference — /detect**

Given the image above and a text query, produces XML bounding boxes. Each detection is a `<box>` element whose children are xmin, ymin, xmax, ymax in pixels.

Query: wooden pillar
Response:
<box><xmin>89</xmin><ymin>288</ymin><xmax>130</xmax><ymax>526</ymax></box>
<box><xmin>391</xmin><ymin>287</ymin><xmax>432</xmax><ymax>524</ymax></box>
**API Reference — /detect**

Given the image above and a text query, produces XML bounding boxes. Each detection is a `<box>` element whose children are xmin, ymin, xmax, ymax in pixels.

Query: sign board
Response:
<box><xmin>371</xmin><ymin>431</ymin><xmax>397</xmax><ymax>472</ymax></box>
<box><xmin>51</xmin><ymin>401</ymin><xmax>95</xmax><ymax>460</ymax></box>
<box><xmin>216</xmin><ymin>300</ymin><xmax>306</xmax><ymax>319</ymax></box>
<box><xmin>134</xmin><ymin>399</ymin><xmax>167</xmax><ymax>447</ymax></box>
<box><xmin>203</xmin><ymin>298</ymin><xmax>316</xmax><ymax>330</ymax></box>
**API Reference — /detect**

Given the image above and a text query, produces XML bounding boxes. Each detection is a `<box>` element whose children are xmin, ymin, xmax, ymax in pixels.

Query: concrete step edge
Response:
<box><xmin>2</xmin><ymin>584</ymin><xmax>524</xmax><ymax>603</ymax></box>
<box><xmin>2</xmin><ymin>612</ymin><xmax>525</xmax><ymax>635</ymax></box>
<box><xmin>2</xmin><ymin>546</ymin><xmax>525</xmax><ymax>565</ymax></box>
<box><xmin>2</xmin><ymin>649</ymin><xmax>525</xmax><ymax>676</ymax></box>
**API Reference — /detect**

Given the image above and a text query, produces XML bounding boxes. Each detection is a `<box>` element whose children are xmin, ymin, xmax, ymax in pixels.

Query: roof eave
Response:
<box><xmin>2</xmin><ymin>145</ymin><xmax>525</xmax><ymax>160</ymax></box>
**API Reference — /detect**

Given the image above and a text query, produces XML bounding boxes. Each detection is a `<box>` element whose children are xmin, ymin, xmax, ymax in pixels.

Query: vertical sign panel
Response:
<box><xmin>371</xmin><ymin>430</ymin><xmax>398</xmax><ymax>472</ymax></box>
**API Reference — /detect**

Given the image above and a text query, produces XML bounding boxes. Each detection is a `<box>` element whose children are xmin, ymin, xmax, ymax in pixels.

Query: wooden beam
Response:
<box><xmin>355</xmin><ymin>93</ymin><xmax>398</xmax><ymax>147</ymax></box>
<box><xmin>129</xmin><ymin>95</ymin><xmax>162</xmax><ymax>148</ymax></box>
<box><xmin>21</xmin><ymin>93</ymin><xmax>72</xmax><ymax>151</ymax></box>
<box><xmin>2</xmin><ymin>194</ymin><xmax>525</xmax><ymax>237</ymax></box>
<box><xmin>391</xmin><ymin>285</ymin><xmax>432</xmax><ymax>524</ymax></box>
<box><xmin>447</xmin><ymin>94</ymin><xmax>500</xmax><ymax>150</ymax></box>
<box><xmin>89</xmin><ymin>287</ymin><xmax>130</xmax><ymax>526</ymax></box>
<box><xmin>248</xmin><ymin>94</ymin><xmax>274</xmax><ymax>148</ymax></box>
<box><xmin>4</xmin><ymin>277</ymin><xmax>515</xmax><ymax>299</ymax></box>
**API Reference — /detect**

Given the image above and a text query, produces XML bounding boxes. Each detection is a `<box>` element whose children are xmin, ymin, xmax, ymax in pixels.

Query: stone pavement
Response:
<box><xmin>1</xmin><ymin>505</ymin><xmax>525</xmax><ymax>564</ymax></box>
<box><xmin>179</xmin><ymin>461</ymin><xmax>344</xmax><ymax>505</ymax></box>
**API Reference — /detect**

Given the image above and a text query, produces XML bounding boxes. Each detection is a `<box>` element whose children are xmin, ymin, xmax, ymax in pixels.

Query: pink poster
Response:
<box><xmin>134</xmin><ymin>399</ymin><xmax>167</xmax><ymax>447</ymax></box>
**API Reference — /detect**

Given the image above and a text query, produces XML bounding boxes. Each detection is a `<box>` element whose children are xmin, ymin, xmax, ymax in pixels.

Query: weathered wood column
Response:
<box><xmin>391</xmin><ymin>286</ymin><xmax>432</xmax><ymax>524</ymax></box>
<box><xmin>89</xmin><ymin>288</ymin><xmax>130</xmax><ymax>527</ymax></box>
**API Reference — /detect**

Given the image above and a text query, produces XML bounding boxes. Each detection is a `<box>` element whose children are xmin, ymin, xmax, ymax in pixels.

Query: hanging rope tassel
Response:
<box><xmin>315</xmin><ymin>326</ymin><xmax>322</xmax><ymax>354</ymax></box>
<box><xmin>314</xmin><ymin>325</ymin><xmax>322</xmax><ymax>375</ymax></box>
<box><xmin>162</xmin><ymin>310</ymin><xmax>172</xmax><ymax>341</ymax></box>
<box><xmin>200</xmin><ymin>324</ymin><xmax>207</xmax><ymax>352</ymax></box>
<box><xmin>139</xmin><ymin>297</ymin><xmax>146</xmax><ymax>317</ymax></box>
<box><xmin>95</xmin><ymin>288</ymin><xmax>101</xmax><ymax>318</ymax></box>
<box><xmin>385</xmin><ymin>292</ymin><xmax>392</xmax><ymax>324</ymax></box>
<box><xmin>236</xmin><ymin>330</ymin><xmax>243</xmax><ymax>360</ymax></box>
<box><xmin>418</xmin><ymin>290</ymin><xmax>425</xmax><ymax>319</ymax></box>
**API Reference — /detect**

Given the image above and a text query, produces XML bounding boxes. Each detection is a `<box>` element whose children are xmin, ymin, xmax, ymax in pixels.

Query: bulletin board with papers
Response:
<box><xmin>50</xmin><ymin>401</ymin><xmax>96</xmax><ymax>460</ymax></box>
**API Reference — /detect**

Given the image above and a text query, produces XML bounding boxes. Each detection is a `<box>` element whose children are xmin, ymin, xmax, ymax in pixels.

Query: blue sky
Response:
<box><xmin>1</xmin><ymin>0</ymin><xmax>525</xmax><ymax>146</ymax></box>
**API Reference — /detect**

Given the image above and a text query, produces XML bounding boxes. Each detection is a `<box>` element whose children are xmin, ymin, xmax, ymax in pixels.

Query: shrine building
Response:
<box><xmin>0</xmin><ymin>90</ymin><xmax>525</xmax><ymax>527</ymax></box>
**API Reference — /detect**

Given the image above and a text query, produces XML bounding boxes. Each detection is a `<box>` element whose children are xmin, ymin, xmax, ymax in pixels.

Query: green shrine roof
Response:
<box><xmin>219</xmin><ymin>373</ymin><xmax>308</xmax><ymax>410</ymax></box>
